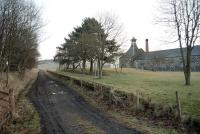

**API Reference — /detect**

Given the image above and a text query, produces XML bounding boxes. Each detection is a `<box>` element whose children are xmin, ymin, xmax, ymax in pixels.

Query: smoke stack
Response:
<box><xmin>145</xmin><ymin>39</ymin><xmax>149</xmax><ymax>52</ymax></box>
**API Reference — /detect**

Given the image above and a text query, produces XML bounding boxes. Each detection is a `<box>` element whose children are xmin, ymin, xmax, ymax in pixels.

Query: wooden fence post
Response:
<box><xmin>81</xmin><ymin>79</ymin><xmax>82</xmax><ymax>88</ymax></box>
<box><xmin>176</xmin><ymin>91</ymin><xmax>182</xmax><ymax>121</ymax></box>
<box><xmin>9</xmin><ymin>89</ymin><xmax>15</xmax><ymax>117</ymax></box>
<box><xmin>136</xmin><ymin>92</ymin><xmax>140</xmax><ymax>110</ymax></box>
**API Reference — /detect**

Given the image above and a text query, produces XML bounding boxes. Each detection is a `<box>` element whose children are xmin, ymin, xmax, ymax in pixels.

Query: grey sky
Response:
<box><xmin>36</xmin><ymin>0</ymin><xmax>177</xmax><ymax>60</ymax></box>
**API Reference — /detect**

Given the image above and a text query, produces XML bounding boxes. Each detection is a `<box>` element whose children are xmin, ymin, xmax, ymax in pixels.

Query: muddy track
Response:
<box><xmin>28</xmin><ymin>71</ymin><xmax>141</xmax><ymax>134</ymax></box>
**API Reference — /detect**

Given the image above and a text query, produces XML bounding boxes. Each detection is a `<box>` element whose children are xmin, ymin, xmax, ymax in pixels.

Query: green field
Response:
<box><xmin>57</xmin><ymin>68</ymin><xmax>200</xmax><ymax>118</ymax></box>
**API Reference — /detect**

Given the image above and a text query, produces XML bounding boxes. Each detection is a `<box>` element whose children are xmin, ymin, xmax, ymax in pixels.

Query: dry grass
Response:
<box><xmin>0</xmin><ymin>69</ymin><xmax>40</xmax><ymax>134</ymax></box>
<box><xmin>0</xmin><ymin>69</ymin><xmax>38</xmax><ymax>118</ymax></box>
<box><xmin>0</xmin><ymin>69</ymin><xmax>38</xmax><ymax>94</ymax></box>
<box><xmin>4</xmin><ymin>76</ymin><xmax>41</xmax><ymax>134</ymax></box>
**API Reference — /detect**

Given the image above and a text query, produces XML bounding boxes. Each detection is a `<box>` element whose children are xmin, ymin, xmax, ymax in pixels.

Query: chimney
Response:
<box><xmin>131</xmin><ymin>37</ymin><xmax>137</xmax><ymax>56</ymax></box>
<box><xmin>145</xmin><ymin>39</ymin><xmax>149</xmax><ymax>52</ymax></box>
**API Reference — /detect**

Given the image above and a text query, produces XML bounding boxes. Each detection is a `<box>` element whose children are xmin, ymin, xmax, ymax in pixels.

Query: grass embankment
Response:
<box><xmin>48</xmin><ymin>71</ymin><xmax>178</xmax><ymax>134</ymax></box>
<box><xmin>6</xmin><ymin>80</ymin><xmax>41</xmax><ymax>134</ymax></box>
<box><xmin>57</xmin><ymin>68</ymin><xmax>200</xmax><ymax>118</ymax></box>
<box><xmin>1</xmin><ymin>69</ymin><xmax>41</xmax><ymax>134</ymax></box>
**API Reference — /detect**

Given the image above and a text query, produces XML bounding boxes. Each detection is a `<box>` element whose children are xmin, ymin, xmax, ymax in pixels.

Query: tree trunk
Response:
<box><xmin>97</xmin><ymin>59</ymin><xmax>102</xmax><ymax>79</ymax></box>
<box><xmin>67</xmin><ymin>63</ymin><xmax>69</xmax><ymax>69</ymax></box>
<box><xmin>6</xmin><ymin>66</ymin><xmax>9</xmax><ymax>87</ymax></box>
<box><xmin>72</xmin><ymin>63</ymin><xmax>75</xmax><ymax>71</ymax></box>
<box><xmin>184</xmin><ymin>48</ymin><xmax>192</xmax><ymax>85</ymax></box>
<box><xmin>120</xmin><ymin>65</ymin><xmax>123</xmax><ymax>72</ymax></box>
<box><xmin>185</xmin><ymin>70</ymin><xmax>191</xmax><ymax>85</ymax></box>
<box><xmin>98</xmin><ymin>61</ymin><xmax>104</xmax><ymax>78</ymax></box>
<box><xmin>89</xmin><ymin>59</ymin><xmax>93</xmax><ymax>74</ymax></box>
<box><xmin>114</xmin><ymin>63</ymin><xmax>118</xmax><ymax>73</ymax></box>
<box><xmin>98</xmin><ymin>67</ymin><xmax>102</xmax><ymax>78</ymax></box>
<box><xmin>58</xmin><ymin>63</ymin><xmax>61</xmax><ymax>70</ymax></box>
<box><xmin>82</xmin><ymin>59</ymin><xmax>86</xmax><ymax>73</ymax></box>
<box><xmin>100</xmin><ymin>63</ymin><xmax>103</xmax><ymax>77</ymax></box>
<box><xmin>6</xmin><ymin>57</ymin><xmax>10</xmax><ymax>87</ymax></box>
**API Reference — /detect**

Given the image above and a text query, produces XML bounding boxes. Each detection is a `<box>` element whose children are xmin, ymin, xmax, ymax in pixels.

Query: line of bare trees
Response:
<box><xmin>0</xmin><ymin>0</ymin><xmax>41</xmax><ymax>84</ymax></box>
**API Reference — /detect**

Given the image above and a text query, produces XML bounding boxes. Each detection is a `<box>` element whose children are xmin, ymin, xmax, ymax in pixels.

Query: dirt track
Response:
<box><xmin>28</xmin><ymin>71</ymin><xmax>141</xmax><ymax>134</ymax></box>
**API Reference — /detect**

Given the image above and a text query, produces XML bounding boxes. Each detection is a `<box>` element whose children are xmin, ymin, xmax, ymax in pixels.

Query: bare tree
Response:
<box><xmin>95</xmin><ymin>12</ymin><xmax>125</xmax><ymax>78</ymax></box>
<box><xmin>161</xmin><ymin>0</ymin><xmax>200</xmax><ymax>85</ymax></box>
<box><xmin>97</xmin><ymin>12</ymin><xmax>125</xmax><ymax>42</ymax></box>
<box><xmin>0</xmin><ymin>0</ymin><xmax>41</xmax><ymax>84</ymax></box>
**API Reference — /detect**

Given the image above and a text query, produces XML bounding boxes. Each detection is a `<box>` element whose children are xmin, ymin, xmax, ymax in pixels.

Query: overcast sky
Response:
<box><xmin>35</xmin><ymin>0</ymin><xmax>177</xmax><ymax>60</ymax></box>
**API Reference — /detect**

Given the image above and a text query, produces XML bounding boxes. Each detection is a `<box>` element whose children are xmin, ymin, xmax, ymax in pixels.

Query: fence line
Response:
<box><xmin>176</xmin><ymin>91</ymin><xmax>182</xmax><ymax>121</ymax></box>
<box><xmin>0</xmin><ymin>89</ymin><xmax>15</xmax><ymax>129</ymax></box>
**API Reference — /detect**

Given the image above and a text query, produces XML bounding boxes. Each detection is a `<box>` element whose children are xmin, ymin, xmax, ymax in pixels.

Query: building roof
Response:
<box><xmin>120</xmin><ymin>44</ymin><xmax>200</xmax><ymax>61</ymax></box>
<box><xmin>120</xmin><ymin>45</ymin><xmax>134</xmax><ymax>58</ymax></box>
<box><xmin>142</xmin><ymin>45</ymin><xmax>200</xmax><ymax>60</ymax></box>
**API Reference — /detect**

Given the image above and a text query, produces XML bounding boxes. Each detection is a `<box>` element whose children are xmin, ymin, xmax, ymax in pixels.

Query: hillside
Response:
<box><xmin>38</xmin><ymin>60</ymin><xmax>59</xmax><ymax>71</ymax></box>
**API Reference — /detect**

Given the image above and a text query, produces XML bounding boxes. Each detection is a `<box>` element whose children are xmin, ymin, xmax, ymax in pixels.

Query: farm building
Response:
<box><xmin>119</xmin><ymin>37</ymin><xmax>200</xmax><ymax>71</ymax></box>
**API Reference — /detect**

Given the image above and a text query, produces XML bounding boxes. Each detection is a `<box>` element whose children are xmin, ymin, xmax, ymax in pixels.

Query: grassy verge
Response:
<box><xmin>2</xmin><ymin>75</ymin><xmax>41</xmax><ymax>134</ymax></box>
<box><xmin>70</xmin><ymin>78</ymin><xmax>178</xmax><ymax>133</ymax></box>
<box><xmin>57</xmin><ymin>68</ymin><xmax>200</xmax><ymax>118</ymax></box>
<box><xmin>66</xmin><ymin>111</ymin><xmax>105</xmax><ymax>134</ymax></box>
<box><xmin>48</xmin><ymin>71</ymin><xmax>179</xmax><ymax>134</ymax></box>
